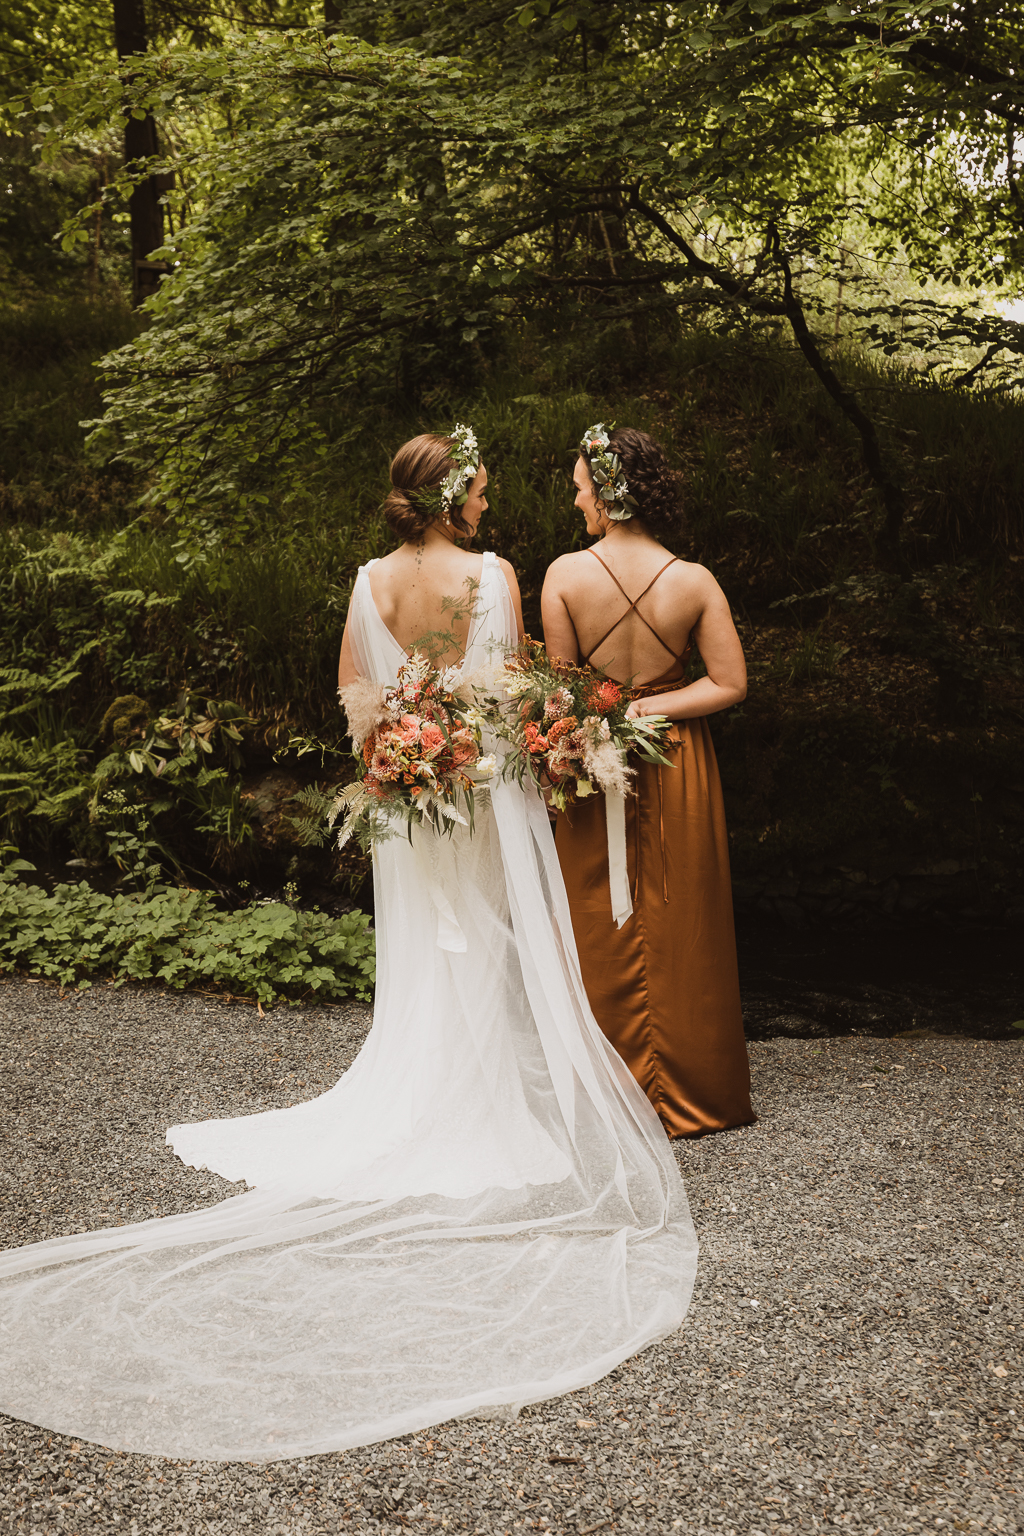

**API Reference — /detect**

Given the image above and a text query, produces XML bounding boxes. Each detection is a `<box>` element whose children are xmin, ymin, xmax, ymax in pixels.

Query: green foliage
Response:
<box><xmin>0</xmin><ymin>730</ymin><xmax>88</xmax><ymax>843</ymax></box>
<box><xmin>0</xmin><ymin>864</ymin><xmax>376</xmax><ymax>1004</ymax></box>
<box><xmin>771</xmin><ymin>567</ymin><xmax>1023</xmax><ymax>721</ymax></box>
<box><xmin>0</xmin><ymin>299</ymin><xmax>138</xmax><ymax>524</ymax></box>
<box><xmin>766</xmin><ymin>626</ymin><xmax>850</xmax><ymax>688</ymax></box>
<box><xmin>716</xmin><ymin>698</ymin><xmax>1022</xmax><ymax>882</ymax></box>
<box><xmin>4</xmin><ymin>3</ymin><xmax>1021</xmax><ymax>907</ymax></box>
<box><xmin>0</xmin><ymin>528</ymin><xmax>270</xmax><ymax>875</ymax></box>
<box><xmin>88</xmin><ymin>696</ymin><xmax>262</xmax><ymax>879</ymax></box>
<box><xmin>90</xmin><ymin>786</ymin><xmax>169</xmax><ymax>893</ymax></box>
<box><xmin>10</xmin><ymin>1</ymin><xmax>1017</xmax><ymax>543</ymax></box>
<box><xmin>1</xmin><ymin>299</ymin><xmax>1021</xmax><ymax>893</ymax></box>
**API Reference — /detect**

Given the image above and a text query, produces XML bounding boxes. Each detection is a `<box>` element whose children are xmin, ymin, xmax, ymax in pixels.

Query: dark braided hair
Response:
<box><xmin>581</xmin><ymin>427</ymin><xmax>685</xmax><ymax>545</ymax></box>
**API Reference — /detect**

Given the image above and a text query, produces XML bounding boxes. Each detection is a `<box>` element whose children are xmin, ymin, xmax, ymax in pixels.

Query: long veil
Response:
<box><xmin>0</xmin><ymin>552</ymin><xmax>697</xmax><ymax>1462</ymax></box>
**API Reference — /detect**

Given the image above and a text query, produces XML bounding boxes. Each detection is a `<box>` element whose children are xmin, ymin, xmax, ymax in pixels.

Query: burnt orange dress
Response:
<box><xmin>555</xmin><ymin>552</ymin><xmax>754</xmax><ymax>1138</ymax></box>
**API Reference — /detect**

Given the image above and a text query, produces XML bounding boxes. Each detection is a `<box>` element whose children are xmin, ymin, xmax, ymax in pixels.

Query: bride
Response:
<box><xmin>0</xmin><ymin>427</ymin><xmax>698</xmax><ymax>1463</ymax></box>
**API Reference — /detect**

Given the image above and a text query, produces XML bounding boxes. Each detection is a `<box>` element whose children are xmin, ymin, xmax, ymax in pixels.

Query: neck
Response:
<box><xmin>414</xmin><ymin>522</ymin><xmax>465</xmax><ymax>551</ymax></box>
<box><xmin>597</xmin><ymin>518</ymin><xmax>648</xmax><ymax>544</ymax></box>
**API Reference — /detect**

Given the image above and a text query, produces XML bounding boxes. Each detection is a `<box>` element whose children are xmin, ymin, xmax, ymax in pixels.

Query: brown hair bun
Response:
<box><xmin>382</xmin><ymin>433</ymin><xmax>474</xmax><ymax>541</ymax></box>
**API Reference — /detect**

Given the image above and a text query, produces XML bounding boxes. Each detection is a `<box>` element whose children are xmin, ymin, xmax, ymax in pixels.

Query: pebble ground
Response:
<box><xmin>0</xmin><ymin>979</ymin><xmax>1020</xmax><ymax>1536</ymax></box>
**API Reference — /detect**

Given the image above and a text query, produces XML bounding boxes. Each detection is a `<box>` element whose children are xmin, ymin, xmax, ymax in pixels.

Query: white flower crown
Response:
<box><xmin>440</xmin><ymin>423</ymin><xmax>481</xmax><ymax>513</ymax></box>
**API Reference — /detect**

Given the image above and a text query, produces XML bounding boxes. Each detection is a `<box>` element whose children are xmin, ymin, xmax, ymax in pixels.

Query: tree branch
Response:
<box><xmin>769</xmin><ymin>225</ymin><xmax>908</xmax><ymax>576</ymax></box>
<box><xmin>628</xmin><ymin>191</ymin><xmax>907</xmax><ymax>569</ymax></box>
<box><xmin>627</xmin><ymin>193</ymin><xmax>789</xmax><ymax>315</ymax></box>
<box><xmin>945</xmin><ymin>342</ymin><xmax>1005</xmax><ymax>390</ymax></box>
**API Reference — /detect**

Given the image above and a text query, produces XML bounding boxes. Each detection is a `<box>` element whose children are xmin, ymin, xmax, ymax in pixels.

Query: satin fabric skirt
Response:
<box><xmin>555</xmin><ymin>715</ymin><xmax>755</xmax><ymax>1138</ymax></box>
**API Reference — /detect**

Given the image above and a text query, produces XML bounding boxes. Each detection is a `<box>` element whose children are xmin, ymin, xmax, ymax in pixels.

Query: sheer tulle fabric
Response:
<box><xmin>0</xmin><ymin>553</ymin><xmax>698</xmax><ymax>1462</ymax></box>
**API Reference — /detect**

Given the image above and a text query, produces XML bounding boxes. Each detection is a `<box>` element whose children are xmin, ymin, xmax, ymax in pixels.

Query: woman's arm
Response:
<box><xmin>626</xmin><ymin>568</ymin><xmax>746</xmax><ymax>720</ymax></box>
<box><xmin>540</xmin><ymin>555</ymin><xmax>581</xmax><ymax>662</ymax></box>
<box><xmin>338</xmin><ymin>618</ymin><xmax>361</xmax><ymax>690</ymax></box>
<box><xmin>498</xmin><ymin>557</ymin><xmax>527</xmax><ymax>642</ymax></box>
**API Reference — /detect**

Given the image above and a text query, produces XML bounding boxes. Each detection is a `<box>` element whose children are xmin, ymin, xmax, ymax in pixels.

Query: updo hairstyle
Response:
<box><xmin>380</xmin><ymin>433</ymin><xmax>474</xmax><ymax>541</ymax></box>
<box><xmin>582</xmin><ymin>427</ymin><xmax>685</xmax><ymax>544</ymax></box>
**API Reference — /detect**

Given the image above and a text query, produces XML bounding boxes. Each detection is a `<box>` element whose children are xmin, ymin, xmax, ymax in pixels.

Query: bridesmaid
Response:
<box><xmin>542</xmin><ymin>424</ymin><xmax>754</xmax><ymax>1138</ymax></box>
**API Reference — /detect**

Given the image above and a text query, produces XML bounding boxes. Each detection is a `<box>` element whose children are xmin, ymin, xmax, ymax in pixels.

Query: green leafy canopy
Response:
<box><xmin>20</xmin><ymin>1</ymin><xmax>1024</xmax><ymax>540</ymax></box>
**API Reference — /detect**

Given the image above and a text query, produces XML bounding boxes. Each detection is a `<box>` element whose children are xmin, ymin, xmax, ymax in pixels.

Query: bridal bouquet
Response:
<box><xmin>495</xmin><ymin>641</ymin><xmax>673</xmax><ymax>812</ymax></box>
<box><xmin>333</xmin><ymin>654</ymin><xmax>496</xmax><ymax>850</ymax></box>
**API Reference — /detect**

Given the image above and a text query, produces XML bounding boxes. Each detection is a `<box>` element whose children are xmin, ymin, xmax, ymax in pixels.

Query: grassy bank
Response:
<box><xmin>1</xmin><ymin>299</ymin><xmax>1021</xmax><ymax>923</ymax></box>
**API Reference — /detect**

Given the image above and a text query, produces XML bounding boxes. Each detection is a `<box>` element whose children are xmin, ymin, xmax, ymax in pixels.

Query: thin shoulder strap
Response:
<box><xmin>582</xmin><ymin>551</ymin><xmax>683</xmax><ymax>665</ymax></box>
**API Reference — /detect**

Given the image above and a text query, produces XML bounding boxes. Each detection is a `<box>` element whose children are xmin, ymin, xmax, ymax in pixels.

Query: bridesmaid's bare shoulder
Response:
<box><xmin>667</xmin><ymin>556</ymin><xmax>719</xmax><ymax>583</ymax></box>
<box><xmin>659</xmin><ymin>557</ymin><xmax>731</xmax><ymax>601</ymax></box>
<box><xmin>543</xmin><ymin>548</ymin><xmax>597</xmax><ymax>590</ymax></box>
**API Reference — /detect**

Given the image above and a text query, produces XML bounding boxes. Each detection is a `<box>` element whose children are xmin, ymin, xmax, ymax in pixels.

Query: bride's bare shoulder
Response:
<box><xmin>369</xmin><ymin>547</ymin><xmax>406</xmax><ymax>578</ymax></box>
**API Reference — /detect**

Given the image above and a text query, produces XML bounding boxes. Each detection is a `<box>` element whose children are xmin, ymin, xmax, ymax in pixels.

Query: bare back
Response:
<box><xmin>369</xmin><ymin>543</ymin><xmax>488</xmax><ymax>664</ymax></box>
<box><xmin>544</xmin><ymin>543</ymin><xmax>707</xmax><ymax>685</ymax></box>
<box><xmin>339</xmin><ymin>539</ymin><xmax>524</xmax><ymax>688</ymax></box>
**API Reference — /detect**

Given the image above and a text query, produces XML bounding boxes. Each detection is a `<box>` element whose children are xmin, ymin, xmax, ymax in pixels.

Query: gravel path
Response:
<box><xmin>1</xmin><ymin>979</ymin><xmax>1021</xmax><ymax>1536</ymax></box>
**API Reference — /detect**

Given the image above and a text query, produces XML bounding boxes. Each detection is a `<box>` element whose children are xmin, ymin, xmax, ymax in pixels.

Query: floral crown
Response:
<box><xmin>440</xmin><ymin>423</ymin><xmax>480</xmax><ymax>514</ymax></box>
<box><xmin>579</xmin><ymin>421</ymin><xmax>637</xmax><ymax>521</ymax></box>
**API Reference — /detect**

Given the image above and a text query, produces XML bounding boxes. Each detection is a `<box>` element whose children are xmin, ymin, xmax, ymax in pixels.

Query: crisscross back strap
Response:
<box><xmin>581</xmin><ymin>550</ymin><xmax>684</xmax><ymax>667</ymax></box>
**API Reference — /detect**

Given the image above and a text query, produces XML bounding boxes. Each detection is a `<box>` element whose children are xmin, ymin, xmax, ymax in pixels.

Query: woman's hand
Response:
<box><xmin>535</xmin><ymin>766</ymin><xmax>560</xmax><ymax>821</ymax></box>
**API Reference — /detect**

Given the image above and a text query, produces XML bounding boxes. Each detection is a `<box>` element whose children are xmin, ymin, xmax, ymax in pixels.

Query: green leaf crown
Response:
<box><xmin>579</xmin><ymin>422</ymin><xmax>637</xmax><ymax>521</ymax></box>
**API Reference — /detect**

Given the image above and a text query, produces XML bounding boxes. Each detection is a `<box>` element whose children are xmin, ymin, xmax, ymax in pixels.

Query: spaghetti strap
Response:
<box><xmin>581</xmin><ymin>550</ymin><xmax>685</xmax><ymax>668</ymax></box>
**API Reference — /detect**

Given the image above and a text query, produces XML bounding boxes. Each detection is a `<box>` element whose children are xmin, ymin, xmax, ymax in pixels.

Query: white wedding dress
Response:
<box><xmin>0</xmin><ymin>552</ymin><xmax>697</xmax><ymax>1462</ymax></box>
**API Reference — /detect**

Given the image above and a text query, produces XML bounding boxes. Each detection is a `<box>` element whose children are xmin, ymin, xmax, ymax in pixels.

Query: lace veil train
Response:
<box><xmin>0</xmin><ymin>552</ymin><xmax>697</xmax><ymax>1461</ymax></box>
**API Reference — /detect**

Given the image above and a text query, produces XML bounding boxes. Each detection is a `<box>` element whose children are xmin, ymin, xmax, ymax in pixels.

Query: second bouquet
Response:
<box><xmin>494</xmin><ymin>640</ymin><xmax>674</xmax><ymax>811</ymax></box>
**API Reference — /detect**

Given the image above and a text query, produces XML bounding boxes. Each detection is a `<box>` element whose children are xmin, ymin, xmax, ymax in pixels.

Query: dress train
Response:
<box><xmin>0</xmin><ymin>553</ymin><xmax>697</xmax><ymax>1461</ymax></box>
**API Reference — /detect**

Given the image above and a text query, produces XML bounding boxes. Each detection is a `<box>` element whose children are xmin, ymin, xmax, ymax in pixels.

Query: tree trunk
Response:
<box><xmin>113</xmin><ymin>0</ymin><xmax>167</xmax><ymax>306</ymax></box>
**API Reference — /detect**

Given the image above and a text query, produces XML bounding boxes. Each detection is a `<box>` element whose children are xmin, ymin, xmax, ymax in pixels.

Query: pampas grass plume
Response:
<box><xmin>583</xmin><ymin>735</ymin><xmax>634</xmax><ymax>798</ymax></box>
<box><xmin>339</xmin><ymin>677</ymin><xmax>390</xmax><ymax>750</ymax></box>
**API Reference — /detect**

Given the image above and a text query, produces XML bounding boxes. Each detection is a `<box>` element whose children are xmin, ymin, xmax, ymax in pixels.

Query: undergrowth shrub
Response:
<box><xmin>0</xmin><ymin>299</ymin><xmax>138</xmax><ymax>527</ymax></box>
<box><xmin>2</xmin><ymin>300</ymin><xmax>1022</xmax><ymax>889</ymax></box>
<box><xmin>0</xmin><ymin>864</ymin><xmax>376</xmax><ymax>1004</ymax></box>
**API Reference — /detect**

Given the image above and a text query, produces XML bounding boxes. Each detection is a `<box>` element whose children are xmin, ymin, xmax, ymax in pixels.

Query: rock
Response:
<box><xmin>240</xmin><ymin>771</ymin><xmax>306</xmax><ymax>855</ymax></box>
<box><xmin>773</xmin><ymin>898</ymin><xmax>806</xmax><ymax>930</ymax></box>
<box><xmin>910</xmin><ymin>858</ymin><xmax>969</xmax><ymax>877</ymax></box>
<box><xmin>798</xmin><ymin>876</ymin><xmax>846</xmax><ymax>898</ymax></box>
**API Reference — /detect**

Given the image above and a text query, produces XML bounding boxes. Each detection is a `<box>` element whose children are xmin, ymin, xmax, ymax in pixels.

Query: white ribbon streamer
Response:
<box><xmin>604</xmin><ymin>787</ymin><xmax>633</xmax><ymax>929</ymax></box>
